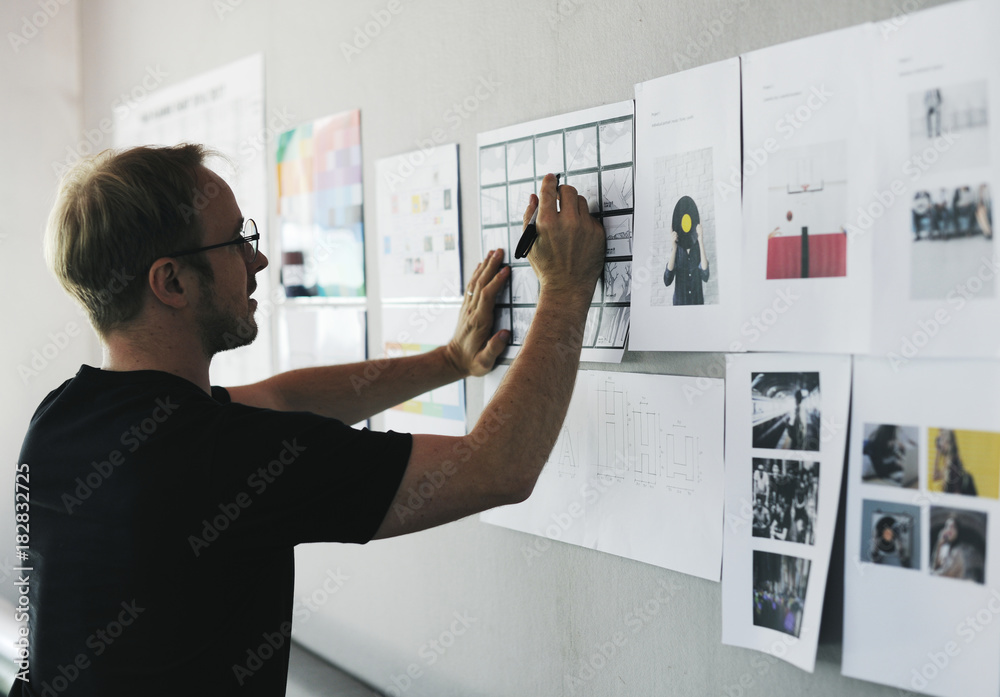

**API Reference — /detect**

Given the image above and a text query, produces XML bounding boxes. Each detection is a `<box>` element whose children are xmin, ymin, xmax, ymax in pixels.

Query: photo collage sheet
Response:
<box><xmin>843</xmin><ymin>358</ymin><xmax>1000</xmax><ymax>697</ymax></box>
<box><xmin>478</xmin><ymin>101</ymin><xmax>635</xmax><ymax>362</ymax></box>
<box><xmin>721</xmin><ymin>354</ymin><xmax>851</xmax><ymax>672</ymax></box>
<box><xmin>871</xmin><ymin>0</ymin><xmax>1000</xmax><ymax>359</ymax></box>
<box><xmin>375</xmin><ymin>144</ymin><xmax>466</xmax><ymax>437</ymax></box>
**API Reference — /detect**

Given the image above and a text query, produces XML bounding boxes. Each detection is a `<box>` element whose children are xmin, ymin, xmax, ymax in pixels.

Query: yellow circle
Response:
<box><xmin>681</xmin><ymin>214</ymin><xmax>692</xmax><ymax>233</ymax></box>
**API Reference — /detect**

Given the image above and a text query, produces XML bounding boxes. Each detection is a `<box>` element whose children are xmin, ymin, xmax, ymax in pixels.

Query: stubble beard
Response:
<box><xmin>195</xmin><ymin>281</ymin><xmax>258</xmax><ymax>357</ymax></box>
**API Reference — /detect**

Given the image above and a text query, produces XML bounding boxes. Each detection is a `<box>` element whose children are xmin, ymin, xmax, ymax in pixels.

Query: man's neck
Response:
<box><xmin>101</xmin><ymin>331</ymin><xmax>212</xmax><ymax>395</ymax></box>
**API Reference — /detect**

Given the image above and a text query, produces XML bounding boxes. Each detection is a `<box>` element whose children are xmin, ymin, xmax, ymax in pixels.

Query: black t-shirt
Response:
<box><xmin>12</xmin><ymin>365</ymin><xmax>411</xmax><ymax>696</ymax></box>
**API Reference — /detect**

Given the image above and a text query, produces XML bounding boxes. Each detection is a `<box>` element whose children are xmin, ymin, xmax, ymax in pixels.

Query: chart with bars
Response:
<box><xmin>477</xmin><ymin>101</ymin><xmax>635</xmax><ymax>362</ymax></box>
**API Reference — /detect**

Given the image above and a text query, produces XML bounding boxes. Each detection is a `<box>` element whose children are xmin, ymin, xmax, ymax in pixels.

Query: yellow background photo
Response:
<box><xmin>927</xmin><ymin>428</ymin><xmax>1000</xmax><ymax>499</ymax></box>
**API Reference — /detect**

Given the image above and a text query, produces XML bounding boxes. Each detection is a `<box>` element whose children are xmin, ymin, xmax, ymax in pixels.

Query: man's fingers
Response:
<box><xmin>473</xmin><ymin>331</ymin><xmax>510</xmax><ymax>375</ymax></box>
<box><xmin>468</xmin><ymin>248</ymin><xmax>504</xmax><ymax>295</ymax></box>
<box><xmin>537</xmin><ymin>173</ymin><xmax>560</xmax><ymax>215</ymax></box>
<box><xmin>482</xmin><ymin>264</ymin><xmax>510</xmax><ymax>301</ymax></box>
<box><xmin>522</xmin><ymin>194</ymin><xmax>538</xmax><ymax>228</ymax></box>
<box><xmin>575</xmin><ymin>193</ymin><xmax>591</xmax><ymax>218</ymax></box>
<box><xmin>467</xmin><ymin>257</ymin><xmax>487</xmax><ymax>293</ymax></box>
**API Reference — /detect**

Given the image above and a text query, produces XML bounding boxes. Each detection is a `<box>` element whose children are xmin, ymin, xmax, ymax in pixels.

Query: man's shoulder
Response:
<box><xmin>24</xmin><ymin>365</ymin><xmax>229</xmax><ymax>439</ymax></box>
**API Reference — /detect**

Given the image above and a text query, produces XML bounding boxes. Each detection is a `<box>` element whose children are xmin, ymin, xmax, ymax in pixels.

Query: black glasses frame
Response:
<box><xmin>165</xmin><ymin>219</ymin><xmax>259</xmax><ymax>264</ymax></box>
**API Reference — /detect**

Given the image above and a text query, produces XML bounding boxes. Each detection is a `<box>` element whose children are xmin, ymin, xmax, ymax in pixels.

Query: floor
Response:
<box><xmin>0</xmin><ymin>641</ymin><xmax>381</xmax><ymax>697</ymax></box>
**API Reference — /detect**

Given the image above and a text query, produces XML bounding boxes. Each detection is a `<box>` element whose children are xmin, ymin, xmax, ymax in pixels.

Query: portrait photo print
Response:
<box><xmin>860</xmin><ymin>499</ymin><xmax>921</xmax><ymax>570</ymax></box>
<box><xmin>929</xmin><ymin>506</ymin><xmax>988</xmax><ymax>584</ymax></box>
<box><xmin>860</xmin><ymin>423</ymin><xmax>919</xmax><ymax>488</ymax></box>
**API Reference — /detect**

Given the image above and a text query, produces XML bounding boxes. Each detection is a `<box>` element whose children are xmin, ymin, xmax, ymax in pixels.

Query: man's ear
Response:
<box><xmin>147</xmin><ymin>258</ymin><xmax>193</xmax><ymax>310</ymax></box>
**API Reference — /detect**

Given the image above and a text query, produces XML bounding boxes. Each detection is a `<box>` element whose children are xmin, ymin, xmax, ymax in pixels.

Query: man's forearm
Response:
<box><xmin>471</xmin><ymin>287</ymin><xmax>592</xmax><ymax>498</ymax></box>
<box><xmin>267</xmin><ymin>347</ymin><xmax>465</xmax><ymax>424</ymax></box>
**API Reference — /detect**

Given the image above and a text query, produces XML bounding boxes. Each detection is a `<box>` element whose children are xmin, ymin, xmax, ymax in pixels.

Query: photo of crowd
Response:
<box><xmin>752</xmin><ymin>551</ymin><xmax>812</xmax><ymax>638</ymax></box>
<box><xmin>911</xmin><ymin>183</ymin><xmax>992</xmax><ymax>241</ymax></box>
<box><xmin>752</xmin><ymin>459</ymin><xmax>820</xmax><ymax>545</ymax></box>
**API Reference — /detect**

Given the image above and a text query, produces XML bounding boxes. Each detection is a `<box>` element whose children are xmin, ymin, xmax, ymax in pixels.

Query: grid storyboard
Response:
<box><xmin>478</xmin><ymin>100</ymin><xmax>635</xmax><ymax>362</ymax></box>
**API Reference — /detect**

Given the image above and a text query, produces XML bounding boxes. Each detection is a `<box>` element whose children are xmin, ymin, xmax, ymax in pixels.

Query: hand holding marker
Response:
<box><xmin>514</xmin><ymin>174</ymin><xmax>561</xmax><ymax>259</ymax></box>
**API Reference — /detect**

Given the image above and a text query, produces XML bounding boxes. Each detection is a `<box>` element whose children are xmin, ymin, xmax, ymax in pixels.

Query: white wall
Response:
<box><xmin>0</xmin><ymin>1</ymin><xmax>97</xmax><ymax>609</ymax></box>
<box><xmin>46</xmin><ymin>0</ymin><xmax>957</xmax><ymax>695</ymax></box>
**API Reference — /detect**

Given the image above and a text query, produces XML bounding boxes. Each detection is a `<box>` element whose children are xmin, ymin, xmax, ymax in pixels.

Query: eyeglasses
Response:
<box><xmin>165</xmin><ymin>219</ymin><xmax>260</xmax><ymax>264</ymax></box>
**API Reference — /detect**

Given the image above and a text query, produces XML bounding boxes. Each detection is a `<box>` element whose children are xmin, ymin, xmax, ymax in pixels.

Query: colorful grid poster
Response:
<box><xmin>276</xmin><ymin>110</ymin><xmax>365</xmax><ymax>298</ymax></box>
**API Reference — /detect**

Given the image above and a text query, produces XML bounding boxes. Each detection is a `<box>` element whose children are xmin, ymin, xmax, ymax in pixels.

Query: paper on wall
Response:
<box><xmin>870</xmin><ymin>0</ymin><xmax>1000</xmax><ymax>360</ymax></box>
<box><xmin>842</xmin><ymin>355</ymin><xmax>1000</xmax><ymax>697</ymax></box>
<box><xmin>114</xmin><ymin>53</ymin><xmax>273</xmax><ymax>386</ymax></box>
<box><xmin>721</xmin><ymin>353</ymin><xmax>852</xmax><ymax>672</ymax></box>
<box><xmin>375</xmin><ymin>145</ymin><xmax>463</xmax><ymax>302</ymax></box>
<box><xmin>630</xmin><ymin>57</ymin><xmax>744</xmax><ymax>352</ymax></box>
<box><xmin>740</xmin><ymin>25</ymin><xmax>877</xmax><ymax>354</ymax></box>
<box><xmin>477</xmin><ymin>101</ymin><xmax>635</xmax><ymax>363</ymax></box>
<box><xmin>480</xmin><ymin>365</ymin><xmax>725</xmax><ymax>581</ymax></box>
<box><xmin>380</xmin><ymin>304</ymin><xmax>466</xmax><ymax>437</ymax></box>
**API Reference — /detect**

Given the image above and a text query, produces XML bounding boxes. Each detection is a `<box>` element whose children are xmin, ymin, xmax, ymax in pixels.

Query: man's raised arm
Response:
<box><xmin>225</xmin><ymin>253</ymin><xmax>512</xmax><ymax>424</ymax></box>
<box><xmin>372</xmin><ymin>173</ymin><xmax>606</xmax><ymax>538</ymax></box>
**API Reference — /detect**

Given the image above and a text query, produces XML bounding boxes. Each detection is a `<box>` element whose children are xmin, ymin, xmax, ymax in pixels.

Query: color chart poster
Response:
<box><xmin>276</xmin><ymin>110</ymin><xmax>366</xmax><ymax>298</ymax></box>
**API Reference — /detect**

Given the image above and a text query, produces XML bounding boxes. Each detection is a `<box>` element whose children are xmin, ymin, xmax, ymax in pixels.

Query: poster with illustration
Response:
<box><xmin>630</xmin><ymin>58</ymin><xmax>743</xmax><ymax>352</ymax></box>
<box><xmin>741</xmin><ymin>24</ymin><xmax>876</xmax><ymax>354</ymax></box>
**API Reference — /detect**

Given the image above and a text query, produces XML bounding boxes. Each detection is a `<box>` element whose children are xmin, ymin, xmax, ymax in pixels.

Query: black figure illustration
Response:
<box><xmin>663</xmin><ymin>195</ymin><xmax>709</xmax><ymax>305</ymax></box>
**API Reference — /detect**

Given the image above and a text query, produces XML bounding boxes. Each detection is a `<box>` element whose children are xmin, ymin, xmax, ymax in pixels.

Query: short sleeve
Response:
<box><xmin>202</xmin><ymin>403</ymin><xmax>411</xmax><ymax>548</ymax></box>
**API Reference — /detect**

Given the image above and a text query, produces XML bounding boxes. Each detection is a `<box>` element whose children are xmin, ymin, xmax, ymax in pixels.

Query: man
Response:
<box><xmin>15</xmin><ymin>144</ymin><xmax>604</xmax><ymax>695</ymax></box>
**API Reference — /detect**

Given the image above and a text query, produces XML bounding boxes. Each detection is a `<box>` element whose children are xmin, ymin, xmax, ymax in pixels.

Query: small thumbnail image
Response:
<box><xmin>860</xmin><ymin>423</ymin><xmax>919</xmax><ymax>488</ymax></box>
<box><xmin>751</xmin><ymin>372</ymin><xmax>821</xmax><ymax>452</ymax></box>
<box><xmin>860</xmin><ymin>499</ymin><xmax>920</xmax><ymax>570</ymax></box>
<box><xmin>929</xmin><ymin>506</ymin><xmax>987</xmax><ymax>584</ymax></box>
<box><xmin>752</xmin><ymin>459</ymin><xmax>819</xmax><ymax>545</ymax></box>
<box><xmin>911</xmin><ymin>183</ymin><xmax>992</xmax><ymax>242</ymax></box>
<box><xmin>927</xmin><ymin>428</ymin><xmax>1000</xmax><ymax>499</ymax></box>
<box><xmin>907</xmin><ymin>81</ymin><xmax>989</xmax><ymax>175</ymax></box>
<box><xmin>752</xmin><ymin>551</ymin><xmax>811</xmax><ymax>638</ymax></box>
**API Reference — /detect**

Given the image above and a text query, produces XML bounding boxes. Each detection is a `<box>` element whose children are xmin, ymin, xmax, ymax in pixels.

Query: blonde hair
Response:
<box><xmin>45</xmin><ymin>144</ymin><xmax>216</xmax><ymax>335</ymax></box>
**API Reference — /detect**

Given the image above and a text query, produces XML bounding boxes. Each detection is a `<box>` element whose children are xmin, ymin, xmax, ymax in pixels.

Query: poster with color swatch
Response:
<box><xmin>277</xmin><ymin>110</ymin><xmax>366</xmax><ymax>298</ymax></box>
